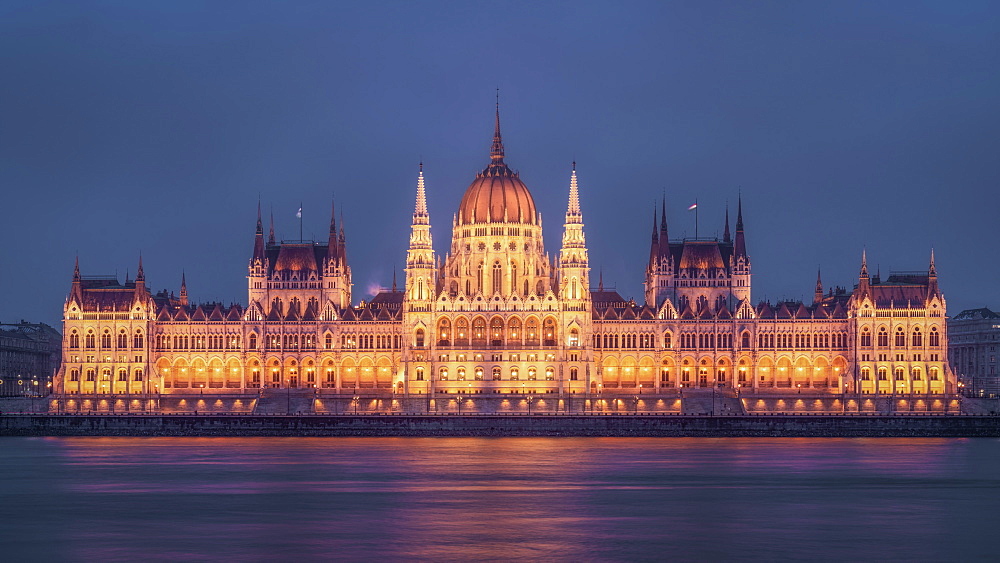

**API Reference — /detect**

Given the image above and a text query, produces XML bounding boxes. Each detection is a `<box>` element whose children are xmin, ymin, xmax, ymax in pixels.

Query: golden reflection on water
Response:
<box><xmin>3</xmin><ymin>437</ymin><xmax>996</xmax><ymax>561</ymax></box>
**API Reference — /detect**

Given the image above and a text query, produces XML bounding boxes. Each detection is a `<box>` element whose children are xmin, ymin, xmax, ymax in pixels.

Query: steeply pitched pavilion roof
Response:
<box><xmin>953</xmin><ymin>307</ymin><xmax>1000</xmax><ymax>320</ymax></box>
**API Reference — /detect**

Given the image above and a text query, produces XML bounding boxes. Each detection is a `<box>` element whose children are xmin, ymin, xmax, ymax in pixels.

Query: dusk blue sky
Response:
<box><xmin>2</xmin><ymin>1</ymin><xmax>997</xmax><ymax>327</ymax></box>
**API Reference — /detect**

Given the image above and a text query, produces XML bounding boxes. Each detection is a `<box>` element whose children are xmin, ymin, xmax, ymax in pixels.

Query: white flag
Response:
<box><xmin>296</xmin><ymin>207</ymin><xmax>302</xmax><ymax>218</ymax></box>
<box><xmin>687</xmin><ymin>203</ymin><xmax>698</xmax><ymax>211</ymax></box>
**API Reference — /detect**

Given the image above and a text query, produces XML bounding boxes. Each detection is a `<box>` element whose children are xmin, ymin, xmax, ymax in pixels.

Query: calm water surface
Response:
<box><xmin>2</xmin><ymin>437</ymin><xmax>999</xmax><ymax>561</ymax></box>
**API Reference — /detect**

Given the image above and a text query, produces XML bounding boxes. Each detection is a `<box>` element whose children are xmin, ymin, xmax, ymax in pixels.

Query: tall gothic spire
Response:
<box><xmin>73</xmin><ymin>255</ymin><xmax>80</xmax><ymax>281</ymax></box>
<box><xmin>565</xmin><ymin>161</ymin><xmax>581</xmax><ymax>222</ymax></box>
<box><xmin>491</xmin><ymin>89</ymin><xmax>505</xmax><ymax>163</ymax></box>
<box><xmin>929</xmin><ymin>247</ymin><xmax>936</xmax><ymax>275</ymax></box>
<box><xmin>136</xmin><ymin>254</ymin><xmax>145</xmax><ymax>282</ymax></box>
<box><xmin>415</xmin><ymin>161</ymin><xmax>429</xmax><ymax>220</ymax></box>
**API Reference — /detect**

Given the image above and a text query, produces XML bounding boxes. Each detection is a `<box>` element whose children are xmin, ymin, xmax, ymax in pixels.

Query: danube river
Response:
<box><xmin>2</xmin><ymin>437</ymin><xmax>998</xmax><ymax>561</ymax></box>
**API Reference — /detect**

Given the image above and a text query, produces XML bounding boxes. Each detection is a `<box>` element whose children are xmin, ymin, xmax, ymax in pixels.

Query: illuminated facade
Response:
<box><xmin>55</xmin><ymin>108</ymin><xmax>954</xmax><ymax>398</ymax></box>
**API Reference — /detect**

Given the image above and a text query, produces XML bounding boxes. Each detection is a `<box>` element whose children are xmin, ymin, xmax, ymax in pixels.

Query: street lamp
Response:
<box><xmin>527</xmin><ymin>394</ymin><xmax>533</xmax><ymax>415</ymax></box>
<box><xmin>353</xmin><ymin>395</ymin><xmax>359</xmax><ymax>415</ymax></box>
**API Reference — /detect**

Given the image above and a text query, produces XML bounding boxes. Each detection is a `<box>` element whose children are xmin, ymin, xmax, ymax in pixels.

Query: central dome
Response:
<box><xmin>456</xmin><ymin>106</ymin><xmax>537</xmax><ymax>226</ymax></box>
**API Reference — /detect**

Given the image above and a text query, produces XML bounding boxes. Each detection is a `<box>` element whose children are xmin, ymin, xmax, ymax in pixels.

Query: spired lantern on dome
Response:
<box><xmin>456</xmin><ymin>102</ymin><xmax>538</xmax><ymax>225</ymax></box>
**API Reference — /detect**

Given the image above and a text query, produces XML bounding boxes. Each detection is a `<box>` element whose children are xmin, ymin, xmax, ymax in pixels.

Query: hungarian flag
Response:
<box><xmin>296</xmin><ymin>207</ymin><xmax>302</xmax><ymax>218</ymax></box>
<box><xmin>687</xmin><ymin>203</ymin><xmax>698</xmax><ymax>211</ymax></box>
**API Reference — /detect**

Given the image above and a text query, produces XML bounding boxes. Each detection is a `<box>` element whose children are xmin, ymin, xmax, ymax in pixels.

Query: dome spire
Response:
<box><xmin>491</xmin><ymin>89</ymin><xmax>504</xmax><ymax>163</ymax></box>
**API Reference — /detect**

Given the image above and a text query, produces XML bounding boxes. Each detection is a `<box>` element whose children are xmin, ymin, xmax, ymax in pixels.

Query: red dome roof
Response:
<box><xmin>458</xmin><ymin>164</ymin><xmax>536</xmax><ymax>225</ymax></box>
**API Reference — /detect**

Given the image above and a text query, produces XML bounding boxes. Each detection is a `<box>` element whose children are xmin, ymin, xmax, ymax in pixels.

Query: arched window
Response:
<box><xmin>511</xmin><ymin>263</ymin><xmax>518</xmax><ymax>294</ymax></box>
<box><xmin>663</xmin><ymin>332</ymin><xmax>672</xmax><ymax>349</ymax></box>
<box><xmin>477</xmin><ymin>262</ymin><xmax>484</xmax><ymax>292</ymax></box>
<box><xmin>912</xmin><ymin>368</ymin><xmax>922</xmax><ymax>381</ymax></box>
<box><xmin>861</xmin><ymin>328</ymin><xmax>872</xmax><ymax>347</ymax></box>
<box><xmin>134</xmin><ymin>369</ymin><xmax>143</xmax><ymax>381</ymax></box>
<box><xmin>457</xmin><ymin>367</ymin><xmax>466</xmax><ymax>381</ymax></box>
<box><xmin>455</xmin><ymin>318</ymin><xmax>469</xmax><ymax>346</ymax></box>
<box><xmin>117</xmin><ymin>369</ymin><xmax>127</xmax><ymax>381</ymax></box>
<box><xmin>912</xmin><ymin>328</ymin><xmax>922</xmax><ymax>347</ymax></box>
<box><xmin>894</xmin><ymin>327</ymin><xmax>906</xmax><ymax>347</ymax></box>
<box><xmin>545</xmin><ymin>367</ymin><xmax>554</xmax><ymax>380</ymax></box>
<box><xmin>416</xmin><ymin>367</ymin><xmax>424</xmax><ymax>381</ymax></box>
<box><xmin>568</xmin><ymin>328</ymin><xmax>579</xmax><ymax>347</ymax></box>
<box><xmin>492</xmin><ymin>367</ymin><xmax>502</xmax><ymax>380</ymax></box>
<box><xmin>475</xmin><ymin>367</ymin><xmax>484</xmax><ymax>381</ymax></box>
<box><xmin>741</xmin><ymin>331</ymin><xmax>751</xmax><ymax>349</ymax></box>
<box><xmin>133</xmin><ymin>330</ymin><xmax>144</xmax><ymax>349</ymax></box>
<box><xmin>543</xmin><ymin>318</ymin><xmax>556</xmax><ymax>346</ymax></box>
<box><xmin>525</xmin><ymin>318</ymin><xmax>539</xmax><ymax>346</ymax></box>
<box><xmin>101</xmin><ymin>330</ymin><xmax>112</xmax><ymax>349</ymax></box>
<box><xmin>490</xmin><ymin>318</ymin><xmax>504</xmax><ymax>346</ymax></box>
<box><xmin>528</xmin><ymin>367</ymin><xmax>537</xmax><ymax>380</ymax></box>
<box><xmin>438</xmin><ymin>318</ymin><xmax>451</xmax><ymax>346</ymax></box>
<box><xmin>472</xmin><ymin>318</ymin><xmax>487</xmax><ymax>345</ymax></box>
<box><xmin>85</xmin><ymin>369</ymin><xmax>96</xmax><ymax>382</ymax></box>
<box><xmin>861</xmin><ymin>368</ymin><xmax>871</xmax><ymax>381</ymax></box>
<box><xmin>70</xmin><ymin>369</ymin><xmax>80</xmax><ymax>382</ymax></box>
<box><xmin>493</xmin><ymin>261</ymin><xmax>502</xmax><ymax>294</ymax></box>
<box><xmin>510</xmin><ymin>367</ymin><xmax>519</xmax><ymax>381</ymax></box>
<box><xmin>929</xmin><ymin>327</ymin><xmax>940</xmax><ymax>347</ymax></box>
<box><xmin>69</xmin><ymin>331</ymin><xmax>80</xmax><ymax>349</ymax></box>
<box><xmin>117</xmin><ymin>331</ymin><xmax>128</xmax><ymax>349</ymax></box>
<box><xmin>570</xmin><ymin>367</ymin><xmax>578</xmax><ymax>381</ymax></box>
<box><xmin>930</xmin><ymin>367</ymin><xmax>940</xmax><ymax>381</ymax></box>
<box><xmin>877</xmin><ymin>327</ymin><xmax>888</xmax><ymax>347</ymax></box>
<box><xmin>878</xmin><ymin>368</ymin><xmax>887</xmax><ymax>381</ymax></box>
<box><xmin>570</xmin><ymin>278</ymin><xmax>578</xmax><ymax>300</ymax></box>
<box><xmin>248</xmin><ymin>333</ymin><xmax>258</xmax><ymax>349</ymax></box>
<box><xmin>439</xmin><ymin>367</ymin><xmax>449</xmax><ymax>381</ymax></box>
<box><xmin>894</xmin><ymin>367</ymin><xmax>904</xmax><ymax>381</ymax></box>
<box><xmin>415</xmin><ymin>328</ymin><xmax>425</xmax><ymax>347</ymax></box>
<box><xmin>508</xmin><ymin>318</ymin><xmax>521</xmax><ymax>344</ymax></box>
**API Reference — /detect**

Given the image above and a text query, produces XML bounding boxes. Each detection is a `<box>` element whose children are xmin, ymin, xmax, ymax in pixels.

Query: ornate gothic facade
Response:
<box><xmin>55</xmin><ymin>109</ymin><xmax>954</xmax><ymax>398</ymax></box>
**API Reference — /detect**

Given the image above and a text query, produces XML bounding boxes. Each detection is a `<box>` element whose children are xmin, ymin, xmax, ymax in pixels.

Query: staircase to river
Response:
<box><xmin>253</xmin><ymin>389</ymin><xmax>316</xmax><ymax>415</ymax></box>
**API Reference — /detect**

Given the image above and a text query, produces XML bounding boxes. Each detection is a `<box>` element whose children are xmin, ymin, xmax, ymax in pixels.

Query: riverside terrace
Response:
<box><xmin>4</xmin><ymin>388</ymin><xmax>981</xmax><ymax>416</ymax></box>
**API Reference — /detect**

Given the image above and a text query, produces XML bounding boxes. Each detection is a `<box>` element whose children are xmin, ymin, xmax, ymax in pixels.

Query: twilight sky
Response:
<box><xmin>1</xmin><ymin>1</ymin><xmax>998</xmax><ymax>327</ymax></box>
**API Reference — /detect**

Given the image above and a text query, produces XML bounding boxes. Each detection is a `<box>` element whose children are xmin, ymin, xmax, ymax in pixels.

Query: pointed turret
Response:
<box><xmin>136</xmin><ymin>255</ymin><xmax>145</xmax><ymax>283</ymax></box>
<box><xmin>928</xmin><ymin>248</ymin><xmax>939</xmax><ymax>297</ymax></box>
<box><xmin>559</xmin><ymin>161</ymin><xmax>590</xmax><ymax>303</ymax></box>
<box><xmin>327</xmin><ymin>199</ymin><xmax>340</xmax><ymax>265</ymax></box>
<box><xmin>252</xmin><ymin>202</ymin><xmax>265</xmax><ymax>262</ymax></box>
<box><xmin>405</xmin><ymin>161</ymin><xmax>434</xmax><ymax>303</ymax></box>
<box><xmin>723</xmin><ymin>204</ymin><xmax>731</xmax><ymax>243</ymax></box>
<box><xmin>268</xmin><ymin>208</ymin><xmax>275</xmax><ymax>245</ymax></box>
<box><xmin>179</xmin><ymin>272</ymin><xmax>189</xmax><ymax>307</ymax></box>
<box><xmin>857</xmin><ymin>249</ymin><xmax>870</xmax><ymax>297</ymax></box>
<box><xmin>648</xmin><ymin>204</ymin><xmax>659</xmax><ymax>266</ymax></box>
<box><xmin>734</xmin><ymin>195</ymin><xmax>747</xmax><ymax>258</ymax></box>
<box><xmin>68</xmin><ymin>256</ymin><xmax>83</xmax><ymax>304</ymax></box>
<box><xmin>659</xmin><ymin>198</ymin><xmax>669</xmax><ymax>252</ymax></box>
<box><xmin>814</xmin><ymin>267</ymin><xmax>823</xmax><ymax>305</ymax></box>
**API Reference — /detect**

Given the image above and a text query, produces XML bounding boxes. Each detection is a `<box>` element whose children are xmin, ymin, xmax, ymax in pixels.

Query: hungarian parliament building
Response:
<box><xmin>55</xmin><ymin>109</ymin><xmax>953</xmax><ymax>398</ymax></box>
